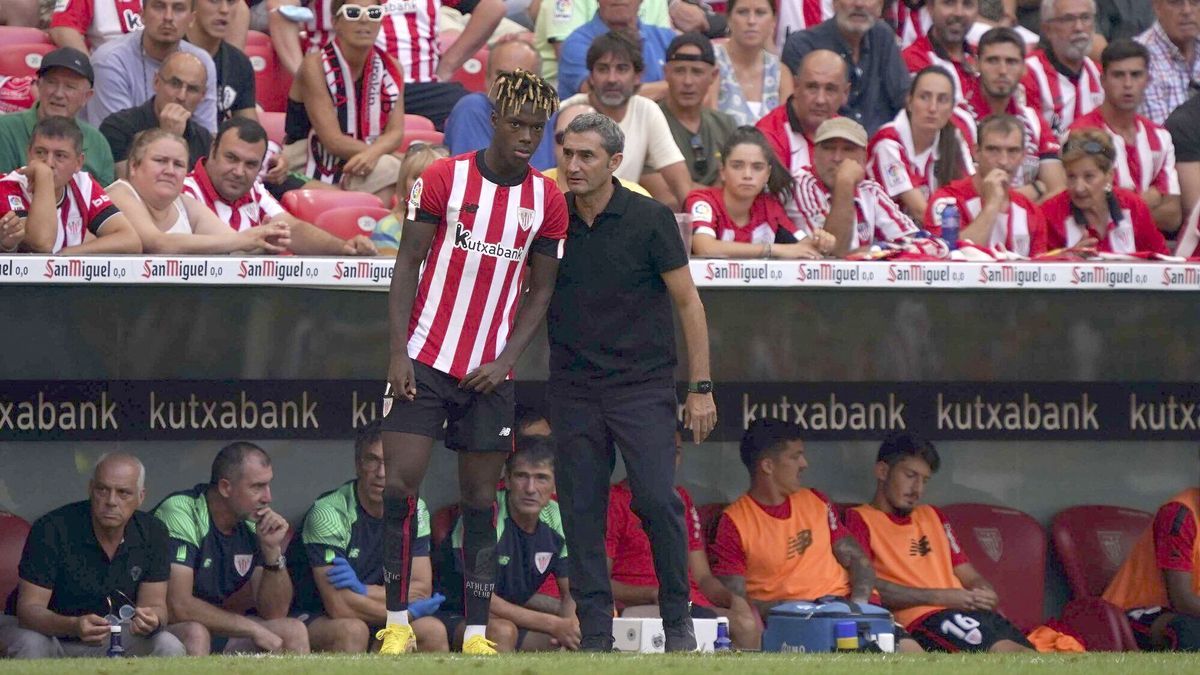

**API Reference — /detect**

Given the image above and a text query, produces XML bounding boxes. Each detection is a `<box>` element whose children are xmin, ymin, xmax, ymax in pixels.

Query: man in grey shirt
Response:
<box><xmin>84</xmin><ymin>0</ymin><xmax>219</xmax><ymax>133</ymax></box>
<box><xmin>781</xmin><ymin>0</ymin><xmax>910</xmax><ymax>135</ymax></box>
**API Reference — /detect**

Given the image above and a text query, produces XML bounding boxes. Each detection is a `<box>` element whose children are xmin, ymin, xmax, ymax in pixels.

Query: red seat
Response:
<box><xmin>313</xmin><ymin>205</ymin><xmax>390</xmax><ymax>241</ymax></box>
<box><xmin>244</xmin><ymin>43</ymin><xmax>292</xmax><ymax>113</ymax></box>
<box><xmin>940</xmin><ymin>502</ymin><xmax>1047</xmax><ymax>632</ymax></box>
<box><xmin>695</xmin><ymin>502</ymin><xmax>727</xmax><ymax>545</ymax></box>
<box><xmin>1059</xmin><ymin>597</ymin><xmax>1138</xmax><ymax>651</ymax></box>
<box><xmin>280</xmin><ymin>189</ymin><xmax>383</xmax><ymax>223</ymax></box>
<box><xmin>0</xmin><ymin>26</ymin><xmax>53</xmax><ymax>47</ymax></box>
<box><xmin>259</xmin><ymin>111</ymin><xmax>286</xmax><ymax>147</ymax></box>
<box><xmin>405</xmin><ymin>114</ymin><xmax>436</xmax><ymax>131</ymax></box>
<box><xmin>431</xmin><ymin>504</ymin><xmax>460</xmax><ymax>553</ymax></box>
<box><xmin>0</xmin><ymin>511</ymin><xmax>31</xmax><ymax>603</ymax></box>
<box><xmin>246</xmin><ymin>30</ymin><xmax>271</xmax><ymax>48</ymax></box>
<box><xmin>450</xmin><ymin>47</ymin><xmax>488</xmax><ymax>93</ymax></box>
<box><xmin>0</xmin><ymin>43</ymin><xmax>55</xmax><ymax>78</ymax></box>
<box><xmin>400</xmin><ymin>129</ymin><xmax>445</xmax><ymax>152</ymax></box>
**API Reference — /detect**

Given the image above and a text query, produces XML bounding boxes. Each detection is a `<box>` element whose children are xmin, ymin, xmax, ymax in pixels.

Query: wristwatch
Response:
<box><xmin>688</xmin><ymin>380</ymin><xmax>713</xmax><ymax>394</ymax></box>
<box><xmin>264</xmin><ymin>554</ymin><xmax>286</xmax><ymax>571</ymax></box>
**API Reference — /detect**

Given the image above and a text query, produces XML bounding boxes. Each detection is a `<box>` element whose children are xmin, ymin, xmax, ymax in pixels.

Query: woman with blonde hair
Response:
<box><xmin>371</xmin><ymin>143</ymin><xmax>450</xmax><ymax>255</ymax></box>
<box><xmin>107</xmin><ymin>129</ymin><xmax>291</xmax><ymax>253</ymax></box>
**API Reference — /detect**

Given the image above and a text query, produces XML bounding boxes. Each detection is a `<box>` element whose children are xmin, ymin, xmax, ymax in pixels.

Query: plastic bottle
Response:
<box><xmin>713</xmin><ymin>618</ymin><xmax>733</xmax><ymax>652</ymax></box>
<box><xmin>107</xmin><ymin>624</ymin><xmax>125</xmax><ymax>657</ymax></box>
<box><xmin>940</xmin><ymin>204</ymin><xmax>960</xmax><ymax>250</ymax></box>
<box><xmin>834</xmin><ymin>621</ymin><xmax>859</xmax><ymax>651</ymax></box>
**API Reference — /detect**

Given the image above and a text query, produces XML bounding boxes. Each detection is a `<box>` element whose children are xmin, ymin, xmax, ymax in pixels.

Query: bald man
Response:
<box><xmin>443</xmin><ymin>40</ymin><xmax>558</xmax><ymax>170</ymax></box>
<box><xmin>756</xmin><ymin>49</ymin><xmax>851</xmax><ymax>185</ymax></box>
<box><xmin>100</xmin><ymin>52</ymin><xmax>215</xmax><ymax>177</ymax></box>
<box><xmin>0</xmin><ymin>454</ymin><xmax>185</xmax><ymax>659</ymax></box>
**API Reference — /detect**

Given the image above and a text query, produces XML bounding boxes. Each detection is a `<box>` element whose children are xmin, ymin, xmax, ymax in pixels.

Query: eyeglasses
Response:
<box><xmin>690</xmin><ymin>134</ymin><xmax>708</xmax><ymax>176</ymax></box>
<box><xmin>337</xmin><ymin>4</ymin><xmax>385</xmax><ymax>22</ymax></box>
<box><xmin>1044</xmin><ymin>12</ymin><xmax>1095</xmax><ymax>26</ymax></box>
<box><xmin>1165</xmin><ymin>0</ymin><xmax>1200</xmax><ymax>9</ymax></box>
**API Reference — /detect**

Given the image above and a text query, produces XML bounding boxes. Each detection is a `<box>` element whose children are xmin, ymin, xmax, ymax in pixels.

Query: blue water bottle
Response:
<box><xmin>835</xmin><ymin>621</ymin><xmax>859</xmax><ymax>651</ymax></box>
<box><xmin>714</xmin><ymin>618</ymin><xmax>733</xmax><ymax>652</ymax></box>
<box><xmin>940</xmin><ymin>203</ymin><xmax>960</xmax><ymax>250</ymax></box>
<box><xmin>106</xmin><ymin>624</ymin><xmax>125</xmax><ymax>657</ymax></box>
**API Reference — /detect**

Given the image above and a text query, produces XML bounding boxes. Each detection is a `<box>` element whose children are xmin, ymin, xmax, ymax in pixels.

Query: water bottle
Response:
<box><xmin>106</xmin><ymin>624</ymin><xmax>125</xmax><ymax>657</ymax></box>
<box><xmin>713</xmin><ymin>618</ymin><xmax>732</xmax><ymax>652</ymax></box>
<box><xmin>940</xmin><ymin>204</ymin><xmax>960</xmax><ymax>250</ymax></box>
<box><xmin>834</xmin><ymin>621</ymin><xmax>859</xmax><ymax>652</ymax></box>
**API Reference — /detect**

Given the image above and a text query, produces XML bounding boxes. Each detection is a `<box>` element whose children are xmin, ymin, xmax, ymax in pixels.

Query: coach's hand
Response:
<box><xmin>251</xmin><ymin>624</ymin><xmax>284</xmax><ymax>653</ymax></box>
<box><xmin>459</xmin><ymin>359</ymin><xmax>511</xmax><ymax>394</ymax></box>
<box><xmin>388</xmin><ymin>353</ymin><xmax>418</xmax><ymax>401</ymax></box>
<box><xmin>130</xmin><ymin>606</ymin><xmax>160</xmax><ymax>635</ymax></box>
<box><xmin>551</xmin><ymin>615</ymin><xmax>581</xmax><ymax>650</ymax></box>
<box><xmin>75</xmin><ymin>613</ymin><xmax>110</xmax><ymax>645</ymax></box>
<box><xmin>683</xmin><ymin>392</ymin><xmax>717</xmax><ymax>443</ymax></box>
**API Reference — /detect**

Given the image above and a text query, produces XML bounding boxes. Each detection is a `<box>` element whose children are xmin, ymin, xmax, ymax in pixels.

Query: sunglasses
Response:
<box><xmin>1064</xmin><ymin>139</ymin><xmax>1114</xmax><ymax>160</ymax></box>
<box><xmin>337</xmin><ymin>4</ymin><xmax>385</xmax><ymax>22</ymax></box>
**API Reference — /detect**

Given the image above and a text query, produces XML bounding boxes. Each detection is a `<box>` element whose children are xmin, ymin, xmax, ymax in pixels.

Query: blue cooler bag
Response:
<box><xmin>762</xmin><ymin>597</ymin><xmax>895</xmax><ymax>653</ymax></box>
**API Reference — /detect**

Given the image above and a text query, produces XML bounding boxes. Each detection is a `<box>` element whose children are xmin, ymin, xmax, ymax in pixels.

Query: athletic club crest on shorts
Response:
<box><xmin>235</xmin><ymin>554</ymin><xmax>254</xmax><ymax>577</ymax></box>
<box><xmin>534</xmin><ymin>551</ymin><xmax>552</xmax><ymax>574</ymax></box>
<box><xmin>517</xmin><ymin>208</ymin><xmax>535</xmax><ymax>232</ymax></box>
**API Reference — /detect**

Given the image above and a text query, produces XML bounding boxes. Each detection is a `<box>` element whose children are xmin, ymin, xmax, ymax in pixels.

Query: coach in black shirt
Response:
<box><xmin>0</xmin><ymin>453</ymin><xmax>184</xmax><ymax>658</ymax></box>
<box><xmin>547</xmin><ymin>112</ymin><xmax>717</xmax><ymax>653</ymax></box>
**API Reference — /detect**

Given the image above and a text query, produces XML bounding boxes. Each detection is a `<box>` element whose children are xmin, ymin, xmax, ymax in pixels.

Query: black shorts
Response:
<box><xmin>909</xmin><ymin>609</ymin><xmax>1031</xmax><ymax>652</ymax></box>
<box><xmin>380</xmin><ymin>360</ymin><xmax>515</xmax><ymax>452</ymax></box>
<box><xmin>1128</xmin><ymin>606</ymin><xmax>1200</xmax><ymax>651</ymax></box>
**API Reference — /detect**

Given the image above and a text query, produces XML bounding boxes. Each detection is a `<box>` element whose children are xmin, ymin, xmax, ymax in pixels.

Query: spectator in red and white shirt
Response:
<box><xmin>868</xmin><ymin>66</ymin><xmax>974</xmax><ymax>223</ymax></box>
<box><xmin>0</xmin><ymin>116</ymin><xmax>140</xmax><ymax>255</ymax></box>
<box><xmin>1022</xmin><ymin>0</ymin><xmax>1103</xmax><ymax>138</ymax></box>
<box><xmin>606</xmin><ymin>429</ymin><xmax>761</xmax><ymax>649</ymax></box>
<box><xmin>927</xmin><ymin>114</ymin><xmax>1048</xmax><ymax>256</ymax></box>
<box><xmin>1069</xmin><ymin>38</ymin><xmax>1182</xmax><ymax>234</ymax></box>
<box><xmin>793</xmin><ymin>117</ymin><xmax>919</xmax><ymax>257</ymax></box>
<box><xmin>756</xmin><ymin>49</ymin><xmax>848</xmax><ymax>205</ymax></box>
<box><xmin>49</xmin><ymin>0</ymin><xmax>143</xmax><ymax>54</ymax></box>
<box><xmin>775</xmin><ymin>0</ymin><xmax>833</xmax><ymax>47</ymax></box>
<box><xmin>1043</xmin><ymin>128</ymin><xmax>1169</xmax><ymax>255</ymax></box>
<box><xmin>688</xmin><ymin>126</ymin><xmax>834</xmax><ymax>259</ymax></box>
<box><xmin>902</xmin><ymin>0</ymin><xmax>983</xmax><ymax>119</ymax></box>
<box><xmin>888</xmin><ymin>0</ymin><xmax>933</xmax><ymax>49</ymax></box>
<box><xmin>973</xmin><ymin>26</ymin><xmax>1066</xmax><ymax>203</ymax></box>
<box><xmin>183</xmin><ymin>117</ymin><xmax>378</xmax><ymax>256</ymax></box>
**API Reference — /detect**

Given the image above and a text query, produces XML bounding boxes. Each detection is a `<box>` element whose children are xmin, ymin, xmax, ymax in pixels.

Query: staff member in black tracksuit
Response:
<box><xmin>547</xmin><ymin>112</ymin><xmax>718</xmax><ymax>653</ymax></box>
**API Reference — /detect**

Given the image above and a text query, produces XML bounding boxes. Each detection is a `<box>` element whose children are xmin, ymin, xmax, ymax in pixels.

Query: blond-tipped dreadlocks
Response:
<box><xmin>490</xmin><ymin>69</ymin><xmax>559</xmax><ymax>119</ymax></box>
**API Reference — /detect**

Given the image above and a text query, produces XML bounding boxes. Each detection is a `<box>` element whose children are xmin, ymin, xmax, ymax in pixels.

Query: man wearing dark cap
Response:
<box><xmin>659</xmin><ymin>32</ymin><xmax>735</xmax><ymax>189</ymax></box>
<box><xmin>0</xmin><ymin>48</ymin><xmax>115</xmax><ymax>186</ymax></box>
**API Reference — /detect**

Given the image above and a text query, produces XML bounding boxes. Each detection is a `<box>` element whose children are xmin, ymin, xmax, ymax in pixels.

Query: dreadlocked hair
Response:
<box><xmin>490</xmin><ymin>69</ymin><xmax>559</xmax><ymax>119</ymax></box>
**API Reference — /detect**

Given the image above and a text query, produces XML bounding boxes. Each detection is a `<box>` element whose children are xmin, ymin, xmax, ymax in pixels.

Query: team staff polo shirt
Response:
<box><xmin>290</xmin><ymin>480</ymin><xmax>431</xmax><ymax>614</ymax></box>
<box><xmin>548</xmin><ymin>178</ymin><xmax>690</xmax><ymax>387</ymax></box>
<box><xmin>7</xmin><ymin>501</ymin><xmax>170</xmax><ymax>617</ymax></box>
<box><xmin>441</xmin><ymin>489</ymin><xmax>568</xmax><ymax>613</ymax></box>
<box><xmin>153</xmin><ymin>484</ymin><xmax>260</xmax><ymax>606</ymax></box>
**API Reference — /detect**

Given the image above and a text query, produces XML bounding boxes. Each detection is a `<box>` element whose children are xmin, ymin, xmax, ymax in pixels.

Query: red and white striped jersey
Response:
<box><xmin>756</xmin><ymin>101</ymin><xmax>817</xmax><ymax>182</ymax></box>
<box><xmin>1043</xmin><ymin>188</ymin><xmax>1168</xmax><ymax>255</ymax></box>
<box><xmin>405</xmin><ymin>152</ymin><xmax>568</xmax><ymax>379</ymax></box>
<box><xmin>50</xmin><ymin>0</ymin><xmax>143</xmax><ymax>49</ymax></box>
<box><xmin>182</xmin><ymin>158</ymin><xmax>285</xmax><ymax>232</ymax></box>
<box><xmin>791</xmin><ymin>167</ymin><xmax>918</xmax><ymax>249</ymax></box>
<box><xmin>776</xmin><ymin>0</ymin><xmax>833</xmax><ymax>48</ymax></box>
<box><xmin>304</xmin><ymin>0</ymin><xmax>470</xmax><ymax>84</ymax></box>
<box><xmin>0</xmin><ymin>76</ymin><xmax>35</xmax><ymax>114</ymax></box>
<box><xmin>963</xmin><ymin>95</ymin><xmax>1062</xmax><ymax>188</ymax></box>
<box><xmin>686</xmin><ymin>186</ymin><xmax>798</xmax><ymax>243</ymax></box>
<box><xmin>868</xmin><ymin>109</ymin><xmax>975</xmax><ymax>203</ymax></box>
<box><xmin>0</xmin><ymin>169</ymin><xmax>120</xmax><ymax>253</ymax></box>
<box><xmin>1022</xmin><ymin>49</ymin><xmax>1103</xmax><ymax>138</ymax></box>
<box><xmin>886</xmin><ymin>1</ymin><xmax>932</xmax><ymax>49</ymax></box>
<box><xmin>927</xmin><ymin>177</ymin><xmax>1048</xmax><ymax>256</ymax></box>
<box><xmin>902</xmin><ymin>35</ymin><xmax>983</xmax><ymax>119</ymax></box>
<box><xmin>1069</xmin><ymin>110</ymin><xmax>1180</xmax><ymax>197</ymax></box>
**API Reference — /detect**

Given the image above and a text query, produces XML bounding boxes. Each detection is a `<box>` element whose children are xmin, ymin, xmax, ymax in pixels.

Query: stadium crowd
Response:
<box><xmin>1</xmin><ymin>0</ymin><xmax>1200</xmax><ymax>259</ymax></box>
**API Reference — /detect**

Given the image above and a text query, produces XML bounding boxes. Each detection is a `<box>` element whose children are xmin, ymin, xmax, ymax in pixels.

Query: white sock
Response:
<box><xmin>387</xmin><ymin>610</ymin><xmax>410</xmax><ymax>627</ymax></box>
<box><xmin>464</xmin><ymin>625</ymin><xmax>487</xmax><ymax>642</ymax></box>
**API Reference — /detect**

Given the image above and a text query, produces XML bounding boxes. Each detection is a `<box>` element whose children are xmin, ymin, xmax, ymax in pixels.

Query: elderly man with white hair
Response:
<box><xmin>1022</xmin><ymin>0</ymin><xmax>1104</xmax><ymax>137</ymax></box>
<box><xmin>1135</xmin><ymin>0</ymin><xmax>1200</xmax><ymax>125</ymax></box>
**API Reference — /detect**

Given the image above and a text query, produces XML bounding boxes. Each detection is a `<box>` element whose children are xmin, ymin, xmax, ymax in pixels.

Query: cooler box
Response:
<box><xmin>612</xmin><ymin>617</ymin><xmax>722</xmax><ymax>653</ymax></box>
<box><xmin>762</xmin><ymin>599</ymin><xmax>895</xmax><ymax>653</ymax></box>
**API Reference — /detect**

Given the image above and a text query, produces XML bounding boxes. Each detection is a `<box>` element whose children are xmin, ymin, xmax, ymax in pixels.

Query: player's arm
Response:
<box><xmin>489</xmin><ymin>592</ymin><xmax>571</xmax><ymax>637</ymax></box>
<box><xmin>606</xmin><ymin>556</ymin><xmax>659</xmax><ymax>607</ymax></box>
<box><xmin>166</xmin><ymin>563</ymin><xmax>270</xmax><ymax>639</ymax></box>
<box><xmin>409</xmin><ymin>555</ymin><xmax>434</xmax><ymax>600</ymax></box>
<box><xmin>313</xmin><ymin>564</ymin><xmax>387</xmax><ymax>624</ymax></box>
<box><xmin>1165</xmin><ymin>569</ymin><xmax>1200</xmax><ymax>617</ymax></box>
<box><xmin>250</xmin><ymin>510</ymin><xmax>293</xmax><ymax>620</ymax></box>
<box><xmin>435</xmin><ymin>0</ymin><xmax>505</xmax><ymax>82</ymax></box>
<box><xmin>15</xmin><ymin>581</ymin><xmax>108</xmax><ymax>642</ymax></box>
<box><xmin>59</xmin><ymin>213</ymin><xmax>142</xmax><ymax>255</ymax></box>
<box><xmin>556</xmin><ymin>576</ymin><xmax>577</xmax><ymax>620</ymax></box>
<box><xmin>386</xmin><ymin>217</ymin><xmax>438</xmax><ymax>398</ymax></box>
<box><xmin>832</xmin><ymin>535</ymin><xmax>875</xmax><ymax>605</ymax></box>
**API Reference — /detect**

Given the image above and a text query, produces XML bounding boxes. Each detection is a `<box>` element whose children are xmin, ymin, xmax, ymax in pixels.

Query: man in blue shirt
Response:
<box><xmin>558</xmin><ymin>0</ymin><xmax>676</xmax><ymax>100</ymax></box>
<box><xmin>444</xmin><ymin>40</ymin><xmax>557</xmax><ymax>171</ymax></box>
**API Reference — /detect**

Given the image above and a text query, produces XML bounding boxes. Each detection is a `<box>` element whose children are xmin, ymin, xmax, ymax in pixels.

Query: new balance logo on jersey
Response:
<box><xmin>786</xmin><ymin>529</ymin><xmax>813</xmax><ymax>559</ymax></box>
<box><xmin>909</xmin><ymin>535</ymin><xmax>932</xmax><ymax>557</ymax></box>
<box><xmin>499</xmin><ymin>427</ymin><xmax>511</xmax><ymax>437</ymax></box>
<box><xmin>454</xmin><ymin>222</ymin><xmax>523</xmax><ymax>260</ymax></box>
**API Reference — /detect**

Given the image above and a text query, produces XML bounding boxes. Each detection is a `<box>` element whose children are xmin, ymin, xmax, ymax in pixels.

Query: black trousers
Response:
<box><xmin>404</xmin><ymin>81</ymin><xmax>469</xmax><ymax>131</ymax></box>
<box><xmin>548</xmin><ymin>380</ymin><xmax>689</xmax><ymax>639</ymax></box>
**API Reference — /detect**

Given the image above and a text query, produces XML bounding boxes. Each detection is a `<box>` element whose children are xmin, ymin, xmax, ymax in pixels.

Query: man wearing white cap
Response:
<box><xmin>791</xmin><ymin>117</ymin><xmax>920</xmax><ymax>257</ymax></box>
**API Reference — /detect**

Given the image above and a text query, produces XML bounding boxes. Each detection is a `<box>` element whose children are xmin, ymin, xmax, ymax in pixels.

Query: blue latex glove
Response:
<box><xmin>325</xmin><ymin>557</ymin><xmax>367</xmax><ymax>595</ymax></box>
<box><xmin>408</xmin><ymin>593</ymin><xmax>445</xmax><ymax>620</ymax></box>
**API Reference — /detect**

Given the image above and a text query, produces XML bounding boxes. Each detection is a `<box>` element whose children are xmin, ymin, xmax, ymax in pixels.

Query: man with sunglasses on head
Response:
<box><xmin>0</xmin><ymin>454</ymin><xmax>185</xmax><ymax>659</ymax></box>
<box><xmin>660</xmin><ymin>33</ymin><xmax>734</xmax><ymax>191</ymax></box>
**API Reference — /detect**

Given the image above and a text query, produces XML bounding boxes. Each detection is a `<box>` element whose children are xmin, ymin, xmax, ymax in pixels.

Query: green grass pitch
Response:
<box><xmin>1</xmin><ymin>653</ymin><xmax>1199</xmax><ymax>674</ymax></box>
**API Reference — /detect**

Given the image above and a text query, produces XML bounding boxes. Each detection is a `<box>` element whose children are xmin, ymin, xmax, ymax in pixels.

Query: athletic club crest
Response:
<box><xmin>234</xmin><ymin>554</ymin><xmax>254</xmax><ymax>577</ymax></box>
<box><xmin>517</xmin><ymin>208</ymin><xmax>535</xmax><ymax>232</ymax></box>
<box><xmin>534</xmin><ymin>551</ymin><xmax>552</xmax><ymax>574</ymax></box>
<box><xmin>1096</xmin><ymin>531</ymin><xmax>1126</xmax><ymax>567</ymax></box>
<box><xmin>973</xmin><ymin>527</ymin><xmax>1003</xmax><ymax>562</ymax></box>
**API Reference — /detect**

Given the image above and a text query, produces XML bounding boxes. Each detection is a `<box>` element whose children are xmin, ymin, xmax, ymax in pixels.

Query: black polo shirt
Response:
<box><xmin>547</xmin><ymin>179</ymin><xmax>689</xmax><ymax>387</ymax></box>
<box><xmin>213</xmin><ymin>41</ymin><xmax>257</xmax><ymax>122</ymax></box>
<box><xmin>99</xmin><ymin>97</ymin><xmax>213</xmax><ymax>170</ymax></box>
<box><xmin>1166</xmin><ymin>95</ymin><xmax>1200</xmax><ymax>163</ymax></box>
<box><xmin>8</xmin><ymin>501</ymin><xmax>170</xmax><ymax>617</ymax></box>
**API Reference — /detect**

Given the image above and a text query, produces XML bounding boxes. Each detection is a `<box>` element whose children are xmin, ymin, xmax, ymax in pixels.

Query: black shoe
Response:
<box><xmin>579</xmin><ymin>635</ymin><xmax>615</xmax><ymax>652</ymax></box>
<box><xmin>663</xmin><ymin>620</ymin><xmax>697</xmax><ymax>653</ymax></box>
